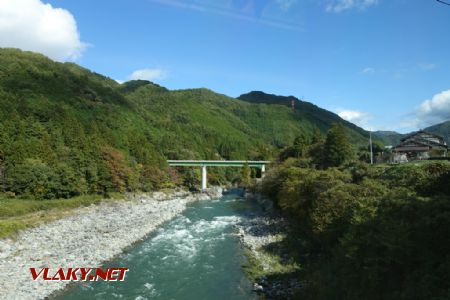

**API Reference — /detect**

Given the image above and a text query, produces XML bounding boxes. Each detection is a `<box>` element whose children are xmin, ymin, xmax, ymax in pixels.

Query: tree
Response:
<box><xmin>279</xmin><ymin>133</ymin><xmax>310</xmax><ymax>161</ymax></box>
<box><xmin>53</xmin><ymin>163</ymin><xmax>88</xmax><ymax>198</ymax></box>
<box><xmin>183</xmin><ymin>168</ymin><xmax>200</xmax><ymax>190</ymax></box>
<box><xmin>324</xmin><ymin>123</ymin><xmax>355</xmax><ymax>167</ymax></box>
<box><xmin>6</xmin><ymin>158</ymin><xmax>57</xmax><ymax>199</ymax></box>
<box><xmin>311</xmin><ymin>127</ymin><xmax>325</xmax><ymax>145</ymax></box>
<box><xmin>370</xmin><ymin>140</ymin><xmax>384</xmax><ymax>155</ymax></box>
<box><xmin>241</xmin><ymin>162</ymin><xmax>252</xmax><ymax>186</ymax></box>
<box><xmin>292</xmin><ymin>133</ymin><xmax>309</xmax><ymax>158</ymax></box>
<box><xmin>101</xmin><ymin>146</ymin><xmax>133</xmax><ymax>192</ymax></box>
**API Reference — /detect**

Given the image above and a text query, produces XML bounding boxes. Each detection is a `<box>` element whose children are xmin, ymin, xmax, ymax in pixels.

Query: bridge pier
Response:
<box><xmin>201</xmin><ymin>165</ymin><xmax>207</xmax><ymax>190</ymax></box>
<box><xmin>167</xmin><ymin>160</ymin><xmax>270</xmax><ymax>191</ymax></box>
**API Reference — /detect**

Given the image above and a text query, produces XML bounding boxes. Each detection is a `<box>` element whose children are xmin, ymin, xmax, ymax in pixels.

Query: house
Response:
<box><xmin>392</xmin><ymin>131</ymin><xmax>448</xmax><ymax>162</ymax></box>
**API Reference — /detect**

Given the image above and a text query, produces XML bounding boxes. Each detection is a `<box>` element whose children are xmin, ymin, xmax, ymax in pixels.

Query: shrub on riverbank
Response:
<box><xmin>260</xmin><ymin>160</ymin><xmax>450</xmax><ymax>299</ymax></box>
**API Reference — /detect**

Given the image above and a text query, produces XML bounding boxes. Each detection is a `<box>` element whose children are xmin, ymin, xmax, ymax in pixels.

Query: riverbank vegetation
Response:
<box><xmin>258</xmin><ymin>125</ymin><xmax>450</xmax><ymax>299</ymax></box>
<box><xmin>0</xmin><ymin>193</ymin><xmax>126</xmax><ymax>238</ymax></box>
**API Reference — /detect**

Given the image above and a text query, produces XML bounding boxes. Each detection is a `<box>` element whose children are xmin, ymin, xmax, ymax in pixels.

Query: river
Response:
<box><xmin>54</xmin><ymin>189</ymin><xmax>259</xmax><ymax>300</ymax></box>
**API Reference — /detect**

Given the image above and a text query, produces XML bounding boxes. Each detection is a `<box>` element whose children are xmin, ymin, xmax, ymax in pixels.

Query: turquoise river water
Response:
<box><xmin>55</xmin><ymin>190</ymin><xmax>260</xmax><ymax>300</ymax></box>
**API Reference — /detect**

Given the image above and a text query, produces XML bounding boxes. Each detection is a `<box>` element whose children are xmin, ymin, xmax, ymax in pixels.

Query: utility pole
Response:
<box><xmin>369</xmin><ymin>131</ymin><xmax>374</xmax><ymax>164</ymax></box>
<box><xmin>447</xmin><ymin>134</ymin><xmax>449</xmax><ymax>157</ymax></box>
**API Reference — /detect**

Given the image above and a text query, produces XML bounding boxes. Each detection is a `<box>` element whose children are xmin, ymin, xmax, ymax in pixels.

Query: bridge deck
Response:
<box><xmin>167</xmin><ymin>160</ymin><xmax>270</xmax><ymax>168</ymax></box>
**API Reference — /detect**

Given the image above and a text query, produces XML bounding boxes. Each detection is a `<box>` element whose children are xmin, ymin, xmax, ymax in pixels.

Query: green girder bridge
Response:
<box><xmin>167</xmin><ymin>160</ymin><xmax>270</xmax><ymax>190</ymax></box>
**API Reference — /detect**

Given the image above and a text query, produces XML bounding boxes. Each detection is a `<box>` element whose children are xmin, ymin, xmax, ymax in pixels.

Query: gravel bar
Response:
<box><xmin>0</xmin><ymin>188</ymin><xmax>222</xmax><ymax>300</ymax></box>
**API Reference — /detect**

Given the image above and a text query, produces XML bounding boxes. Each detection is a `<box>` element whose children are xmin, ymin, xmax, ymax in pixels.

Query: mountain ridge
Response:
<box><xmin>238</xmin><ymin>91</ymin><xmax>371</xmax><ymax>145</ymax></box>
<box><xmin>374</xmin><ymin>120</ymin><xmax>450</xmax><ymax>145</ymax></box>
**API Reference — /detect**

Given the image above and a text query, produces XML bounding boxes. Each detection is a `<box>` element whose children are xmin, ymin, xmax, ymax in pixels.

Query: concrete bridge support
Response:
<box><xmin>167</xmin><ymin>160</ymin><xmax>270</xmax><ymax>192</ymax></box>
<box><xmin>201</xmin><ymin>166</ymin><xmax>207</xmax><ymax>190</ymax></box>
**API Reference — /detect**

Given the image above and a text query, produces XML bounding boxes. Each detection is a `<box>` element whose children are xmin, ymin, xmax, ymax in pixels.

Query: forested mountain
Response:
<box><xmin>238</xmin><ymin>91</ymin><xmax>371</xmax><ymax>145</ymax></box>
<box><xmin>0</xmin><ymin>48</ymin><xmax>370</xmax><ymax>199</ymax></box>
<box><xmin>373</xmin><ymin>131</ymin><xmax>404</xmax><ymax>146</ymax></box>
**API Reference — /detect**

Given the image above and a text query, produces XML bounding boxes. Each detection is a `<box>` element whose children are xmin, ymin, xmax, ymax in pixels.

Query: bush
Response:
<box><xmin>140</xmin><ymin>164</ymin><xmax>169</xmax><ymax>191</ymax></box>
<box><xmin>261</xmin><ymin>159</ymin><xmax>301</xmax><ymax>202</ymax></box>
<box><xmin>343</xmin><ymin>161</ymin><xmax>370</xmax><ymax>183</ymax></box>
<box><xmin>310</xmin><ymin>182</ymin><xmax>382</xmax><ymax>246</ymax></box>
<box><xmin>315</xmin><ymin>193</ymin><xmax>450</xmax><ymax>300</ymax></box>
<box><xmin>382</xmin><ymin>162</ymin><xmax>450</xmax><ymax>197</ymax></box>
<box><xmin>6</xmin><ymin>159</ymin><xmax>57</xmax><ymax>199</ymax></box>
<box><xmin>262</xmin><ymin>159</ymin><xmax>450</xmax><ymax>299</ymax></box>
<box><xmin>419</xmin><ymin>162</ymin><xmax>450</xmax><ymax>196</ymax></box>
<box><xmin>277</xmin><ymin>167</ymin><xmax>352</xmax><ymax>220</ymax></box>
<box><xmin>5</xmin><ymin>159</ymin><xmax>90</xmax><ymax>199</ymax></box>
<box><xmin>52</xmin><ymin>163</ymin><xmax>88</xmax><ymax>198</ymax></box>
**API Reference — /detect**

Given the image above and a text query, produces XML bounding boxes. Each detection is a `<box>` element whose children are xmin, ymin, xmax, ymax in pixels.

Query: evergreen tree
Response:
<box><xmin>311</xmin><ymin>127</ymin><xmax>324</xmax><ymax>144</ymax></box>
<box><xmin>324</xmin><ymin>123</ymin><xmax>354</xmax><ymax>167</ymax></box>
<box><xmin>292</xmin><ymin>133</ymin><xmax>309</xmax><ymax>158</ymax></box>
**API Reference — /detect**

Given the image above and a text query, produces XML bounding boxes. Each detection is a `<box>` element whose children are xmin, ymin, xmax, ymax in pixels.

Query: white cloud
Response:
<box><xmin>336</xmin><ymin>109</ymin><xmax>373</xmax><ymax>130</ymax></box>
<box><xmin>326</xmin><ymin>0</ymin><xmax>378</xmax><ymax>13</ymax></box>
<box><xmin>411</xmin><ymin>89</ymin><xmax>450</xmax><ymax>127</ymax></box>
<box><xmin>418</xmin><ymin>63</ymin><xmax>436</xmax><ymax>71</ymax></box>
<box><xmin>0</xmin><ymin>0</ymin><xmax>86</xmax><ymax>61</ymax></box>
<box><xmin>129</xmin><ymin>68</ymin><xmax>168</xmax><ymax>81</ymax></box>
<box><xmin>275</xmin><ymin>0</ymin><xmax>297</xmax><ymax>11</ymax></box>
<box><xmin>361</xmin><ymin>67</ymin><xmax>375</xmax><ymax>74</ymax></box>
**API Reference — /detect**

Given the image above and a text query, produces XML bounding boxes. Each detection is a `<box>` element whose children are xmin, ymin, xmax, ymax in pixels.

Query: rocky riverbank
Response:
<box><xmin>236</xmin><ymin>192</ymin><xmax>302</xmax><ymax>299</ymax></box>
<box><xmin>0</xmin><ymin>187</ymin><xmax>222</xmax><ymax>300</ymax></box>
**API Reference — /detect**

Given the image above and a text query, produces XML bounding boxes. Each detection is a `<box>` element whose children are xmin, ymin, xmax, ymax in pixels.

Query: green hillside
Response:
<box><xmin>238</xmin><ymin>91</ymin><xmax>371</xmax><ymax>145</ymax></box>
<box><xmin>122</xmin><ymin>85</ymin><xmax>316</xmax><ymax>159</ymax></box>
<box><xmin>373</xmin><ymin>130</ymin><xmax>404</xmax><ymax>146</ymax></box>
<box><xmin>0</xmin><ymin>48</ymin><xmax>370</xmax><ymax>199</ymax></box>
<box><xmin>425</xmin><ymin>120</ymin><xmax>450</xmax><ymax>144</ymax></box>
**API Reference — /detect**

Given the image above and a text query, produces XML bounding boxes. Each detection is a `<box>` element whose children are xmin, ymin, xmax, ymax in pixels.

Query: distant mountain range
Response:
<box><xmin>374</xmin><ymin>120</ymin><xmax>450</xmax><ymax>146</ymax></box>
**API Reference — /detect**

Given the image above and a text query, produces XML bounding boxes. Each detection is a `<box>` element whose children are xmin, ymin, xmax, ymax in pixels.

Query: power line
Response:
<box><xmin>437</xmin><ymin>0</ymin><xmax>450</xmax><ymax>6</ymax></box>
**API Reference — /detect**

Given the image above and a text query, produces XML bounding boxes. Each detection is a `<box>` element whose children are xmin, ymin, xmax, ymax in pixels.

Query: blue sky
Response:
<box><xmin>2</xmin><ymin>0</ymin><xmax>450</xmax><ymax>132</ymax></box>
